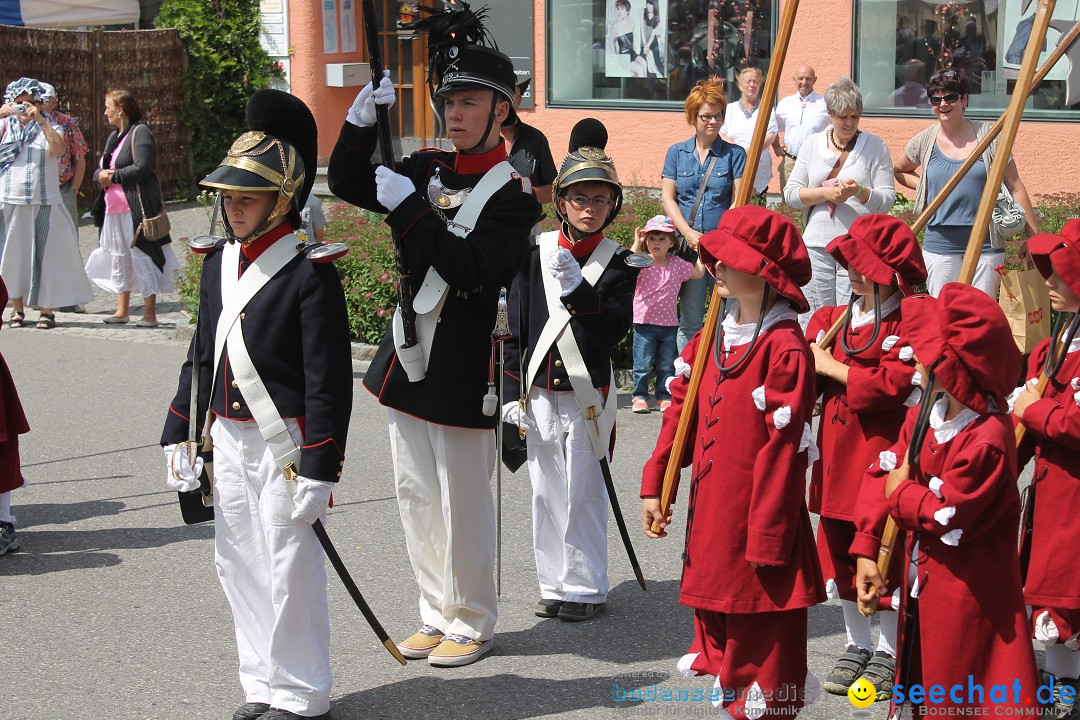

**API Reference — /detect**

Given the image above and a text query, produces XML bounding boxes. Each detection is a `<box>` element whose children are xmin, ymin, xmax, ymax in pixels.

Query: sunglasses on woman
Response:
<box><xmin>929</xmin><ymin>92</ymin><xmax>961</xmax><ymax>106</ymax></box>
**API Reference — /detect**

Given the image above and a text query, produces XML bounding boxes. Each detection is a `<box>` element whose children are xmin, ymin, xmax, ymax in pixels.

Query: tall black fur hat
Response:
<box><xmin>201</xmin><ymin>89</ymin><xmax>317</xmax><ymax>231</ymax></box>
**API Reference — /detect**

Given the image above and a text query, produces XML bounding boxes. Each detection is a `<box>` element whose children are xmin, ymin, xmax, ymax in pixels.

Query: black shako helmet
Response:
<box><xmin>403</xmin><ymin>2</ymin><xmax>517</xmax><ymax>151</ymax></box>
<box><xmin>200</xmin><ymin>89</ymin><xmax>317</xmax><ymax>243</ymax></box>
<box><xmin>552</xmin><ymin>118</ymin><xmax>623</xmax><ymax>234</ymax></box>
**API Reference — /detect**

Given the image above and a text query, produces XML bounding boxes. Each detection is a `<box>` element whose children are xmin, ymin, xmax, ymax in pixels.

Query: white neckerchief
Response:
<box><xmin>929</xmin><ymin>395</ymin><xmax>981</xmax><ymax>444</ymax></box>
<box><xmin>722</xmin><ymin>300</ymin><xmax>799</xmax><ymax>350</ymax></box>
<box><xmin>1069</xmin><ymin>334</ymin><xmax>1080</xmax><ymax>354</ymax></box>
<box><xmin>849</xmin><ymin>292</ymin><xmax>901</xmax><ymax>331</ymax></box>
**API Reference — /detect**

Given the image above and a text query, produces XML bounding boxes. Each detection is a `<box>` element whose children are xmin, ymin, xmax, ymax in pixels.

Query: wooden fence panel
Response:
<box><xmin>0</xmin><ymin>25</ymin><xmax>190</xmax><ymax>204</ymax></box>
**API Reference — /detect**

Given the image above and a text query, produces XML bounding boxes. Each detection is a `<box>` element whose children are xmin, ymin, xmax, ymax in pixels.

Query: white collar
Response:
<box><xmin>722</xmin><ymin>300</ymin><xmax>799</xmax><ymax>349</ymax></box>
<box><xmin>1070</xmin><ymin>334</ymin><xmax>1080</xmax><ymax>354</ymax></box>
<box><xmin>929</xmin><ymin>395</ymin><xmax>981</xmax><ymax>444</ymax></box>
<box><xmin>849</xmin><ymin>292</ymin><xmax>901</xmax><ymax>330</ymax></box>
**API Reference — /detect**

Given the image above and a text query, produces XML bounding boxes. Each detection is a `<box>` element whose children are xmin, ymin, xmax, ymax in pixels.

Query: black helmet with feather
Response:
<box><xmin>402</xmin><ymin>3</ymin><xmax>518</xmax><ymax>150</ymax></box>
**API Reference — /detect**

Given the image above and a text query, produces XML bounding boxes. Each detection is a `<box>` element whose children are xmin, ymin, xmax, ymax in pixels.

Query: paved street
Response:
<box><xmin>0</xmin><ymin>204</ymin><xmax>918</xmax><ymax>719</ymax></box>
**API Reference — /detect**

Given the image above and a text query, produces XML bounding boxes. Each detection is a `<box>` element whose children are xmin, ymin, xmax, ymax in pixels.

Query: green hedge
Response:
<box><xmin>177</xmin><ymin>191</ymin><xmax>1080</xmax><ymax>366</ymax></box>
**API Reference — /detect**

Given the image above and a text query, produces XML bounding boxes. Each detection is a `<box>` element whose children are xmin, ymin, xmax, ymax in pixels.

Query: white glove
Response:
<box><xmin>163</xmin><ymin>444</ymin><xmax>203</xmax><ymax>493</ymax></box>
<box><xmin>673</xmin><ymin>357</ymin><xmax>691</xmax><ymax>379</ymax></box>
<box><xmin>500</xmin><ymin>401</ymin><xmax>537</xmax><ymax>432</ymax></box>
<box><xmin>291</xmin><ymin>476</ymin><xmax>335</xmax><ymax>524</ymax></box>
<box><xmin>346</xmin><ymin>70</ymin><xmax>397</xmax><ymax>127</ymax></box>
<box><xmin>375</xmin><ymin>165</ymin><xmax>416</xmax><ymax>212</ymax></box>
<box><xmin>545</xmin><ymin>247</ymin><xmax>583</xmax><ymax>295</ymax></box>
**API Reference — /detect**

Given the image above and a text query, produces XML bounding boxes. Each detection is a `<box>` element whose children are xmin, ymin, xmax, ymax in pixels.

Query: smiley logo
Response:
<box><xmin>848</xmin><ymin>678</ymin><xmax>876</xmax><ymax>708</ymax></box>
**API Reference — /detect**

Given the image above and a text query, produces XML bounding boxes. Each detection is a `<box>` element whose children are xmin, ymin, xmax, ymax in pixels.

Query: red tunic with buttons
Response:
<box><xmin>641</xmin><ymin>318</ymin><xmax>825</xmax><ymax>613</ymax></box>
<box><xmin>1017</xmin><ymin>340</ymin><xmax>1080</xmax><ymax>628</ymax></box>
<box><xmin>0</xmin><ymin>278</ymin><xmax>28</xmax><ymax>494</ymax></box>
<box><xmin>852</xmin><ymin>409</ymin><xmax>1039</xmax><ymax>714</ymax></box>
<box><xmin>806</xmin><ymin>303</ymin><xmax>916</xmax><ymax>601</ymax></box>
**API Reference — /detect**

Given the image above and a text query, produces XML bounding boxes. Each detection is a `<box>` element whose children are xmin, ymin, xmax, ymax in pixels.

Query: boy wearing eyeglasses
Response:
<box><xmin>502</xmin><ymin>125</ymin><xmax>639</xmax><ymax>622</ymax></box>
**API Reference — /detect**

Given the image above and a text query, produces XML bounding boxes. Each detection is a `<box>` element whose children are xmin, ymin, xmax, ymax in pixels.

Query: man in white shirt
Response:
<box><xmin>772</xmin><ymin>65</ymin><xmax>828</xmax><ymax>189</ymax></box>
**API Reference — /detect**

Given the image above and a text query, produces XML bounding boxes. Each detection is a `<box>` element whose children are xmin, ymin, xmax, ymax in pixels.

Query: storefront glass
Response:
<box><xmin>855</xmin><ymin>0</ymin><xmax>1080</xmax><ymax>118</ymax></box>
<box><xmin>548</xmin><ymin>0</ymin><xmax>777</xmax><ymax>107</ymax></box>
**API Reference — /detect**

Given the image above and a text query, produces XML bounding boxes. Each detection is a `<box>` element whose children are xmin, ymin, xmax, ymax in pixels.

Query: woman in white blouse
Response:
<box><xmin>783</xmin><ymin>77</ymin><xmax>895</xmax><ymax>325</ymax></box>
<box><xmin>720</xmin><ymin>66</ymin><xmax>777</xmax><ymax>199</ymax></box>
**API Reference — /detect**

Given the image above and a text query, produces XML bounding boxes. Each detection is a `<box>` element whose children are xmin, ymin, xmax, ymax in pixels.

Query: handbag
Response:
<box><xmin>981</xmin><ymin>124</ymin><xmax>1026</xmax><ymax>249</ymax></box>
<box><xmin>675</xmin><ymin>154</ymin><xmax>719</xmax><ymax>262</ymax></box>
<box><xmin>991</xmin><ymin>184</ymin><xmax>1026</xmax><ymax>249</ymax></box>
<box><xmin>135</xmin><ymin>184</ymin><xmax>170</xmax><ymax>244</ymax></box>
<box><xmin>997</xmin><ymin>258</ymin><xmax>1050</xmax><ymax>354</ymax></box>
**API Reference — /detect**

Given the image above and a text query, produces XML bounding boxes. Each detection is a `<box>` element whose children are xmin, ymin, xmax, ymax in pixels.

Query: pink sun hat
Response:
<box><xmin>642</xmin><ymin>215</ymin><xmax>676</xmax><ymax>234</ymax></box>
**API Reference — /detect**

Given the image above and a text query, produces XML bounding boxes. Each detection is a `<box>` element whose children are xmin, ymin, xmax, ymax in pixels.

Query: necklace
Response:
<box><xmin>829</xmin><ymin>128</ymin><xmax>859</xmax><ymax>153</ymax></box>
<box><xmin>739</xmin><ymin>99</ymin><xmax>757</xmax><ymax>120</ymax></box>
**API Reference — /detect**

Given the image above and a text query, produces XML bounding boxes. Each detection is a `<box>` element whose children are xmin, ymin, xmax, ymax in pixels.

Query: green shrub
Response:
<box><xmin>324</xmin><ymin>203</ymin><xmax>399</xmax><ymax>344</ymax></box>
<box><xmin>156</xmin><ymin>0</ymin><xmax>284</xmax><ymax>185</ymax></box>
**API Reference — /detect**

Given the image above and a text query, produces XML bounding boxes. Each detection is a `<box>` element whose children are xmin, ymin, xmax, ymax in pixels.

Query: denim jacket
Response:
<box><xmin>662</xmin><ymin>136</ymin><xmax>746</xmax><ymax>235</ymax></box>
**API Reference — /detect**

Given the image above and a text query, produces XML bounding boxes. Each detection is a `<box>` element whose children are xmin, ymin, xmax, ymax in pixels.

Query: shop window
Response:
<box><xmin>548</xmin><ymin>0</ymin><xmax>778</xmax><ymax>107</ymax></box>
<box><xmin>855</xmin><ymin>0</ymin><xmax>1080</xmax><ymax>118</ymax></box>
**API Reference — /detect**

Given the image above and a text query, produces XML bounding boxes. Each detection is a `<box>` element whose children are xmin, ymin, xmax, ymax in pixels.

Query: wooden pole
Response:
<box><xmin>815</xmin><ymin>19</ymin><xmax>1080</xmax><ymax>353</ymax></box>
<box><xmin>863</xmin><ymin>0</ymin><xmax>1059</xmax><ymax>613</ymax></box>
<box><xmin>653</xmin><ymin>0</ymin><xmax>801</xmax><ymax>533</ymax></box>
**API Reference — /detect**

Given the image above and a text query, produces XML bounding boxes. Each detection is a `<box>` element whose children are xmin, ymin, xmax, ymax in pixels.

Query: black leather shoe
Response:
<box><xmin>557</xmin><ymin>601</ymin><xmax>605</xmax><ymax>621</ymax></box>
<box><xmin>232</xmin><ymin>702</ymin><xmax>271</xmax><ymax>720</ymax></box>
<box><xmin>260</xmin><ymin>709</ymin><xmax>330</xmax><ymax>720</ymax></box>
<box><xmin>534</xmin><ymin>598</ymin><xmax>563</xmax><ymax>618</ymax></box>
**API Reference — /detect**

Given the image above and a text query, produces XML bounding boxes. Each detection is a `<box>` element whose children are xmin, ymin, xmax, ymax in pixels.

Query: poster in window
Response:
<box><xmin>604</xmin><ymin>0</ymin><xmax>669</xmax><ymax>79</ymax></box>
<box><xmin>1001</xmin><ymin>0</ymin><xmax>1080</xmax><ymax>105</ymax></box>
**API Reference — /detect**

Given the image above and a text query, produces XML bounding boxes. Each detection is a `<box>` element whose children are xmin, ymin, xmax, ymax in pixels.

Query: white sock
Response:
<box><xmin>877</xmin><ymin>611</ymin><xmax>898</xmax><ymax>657</ymax></box>
<box><xmin>0</xmin><ymin>491</ymin><xmax>13</xmax><ymax>525</ymax></box>
<box><xmin>1046</xmin><ymin>644</ymin><xmax>1080</xmax><ymax>679</ymax></box>
<box><xmin>842</xmin><ymin>599</ymin><xmax>873</xmax><ymax>652</ymax></box>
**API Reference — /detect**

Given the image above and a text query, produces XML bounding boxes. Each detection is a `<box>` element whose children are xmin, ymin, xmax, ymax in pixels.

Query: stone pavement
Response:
<box><xmin>3</xmin><ymin>203</ymin><xmax>1019</xmax><ymax>720</ymax></box>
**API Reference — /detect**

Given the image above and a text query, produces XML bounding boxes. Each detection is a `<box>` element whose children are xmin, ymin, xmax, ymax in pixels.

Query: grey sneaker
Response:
<box><xmin>0</xmin><ymin>521</ymin><xmax>19</xmax><ymax>555</ymax></box>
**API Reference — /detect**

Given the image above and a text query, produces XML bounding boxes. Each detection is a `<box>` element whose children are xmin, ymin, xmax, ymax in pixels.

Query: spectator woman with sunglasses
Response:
<box><xmin>893</xmin><ymin>69</ymin><xmax>1038</xmax><ymax>298</ymax></box>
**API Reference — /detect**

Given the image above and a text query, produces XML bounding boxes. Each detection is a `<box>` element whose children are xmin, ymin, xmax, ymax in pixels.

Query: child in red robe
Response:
<box><xmin>641</xmin><ymin>206</ymin><xmax>825</xmax><ymax>720</ymax></box>
<box><xmin>1013</xmin><ymin>220</ymin><xmax>1080</xmax><ymax>719</ymax></box>
<box><xmin>854</xmin><ymin>282</ymin><xmax>1040</xmax><ymax>720</ymax></box>
<box><xmin>806</xmin><ymin>214</ymin><xmax>926</xmax><ymax>700</ymax></box>
<box><xmin>0</xmin><ymin>277</ymin><xmax>30</xmax><ymax>555</ymax></box>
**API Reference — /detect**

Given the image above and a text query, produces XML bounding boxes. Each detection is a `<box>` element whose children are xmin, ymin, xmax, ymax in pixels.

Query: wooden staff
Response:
<box><xmin>652</xmin><ymin>0</ymin><xmax>801</xmax><ymax>533</ymax></box>
<box><xmin>817</xmin><ymin>18</ymin><xmax>1080</xmax><ymax>352</ymax></box>
<box><xmin>862</xmin><ymin>0</ymin><xmax>1060</xmax><ymax>614</ymax></box>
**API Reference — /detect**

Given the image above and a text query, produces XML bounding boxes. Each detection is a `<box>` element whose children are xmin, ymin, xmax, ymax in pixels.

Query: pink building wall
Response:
<box><xmin>293</xmin><ymin>0</ymin><xmax>1078</xmax><ymax>199</ymax></box>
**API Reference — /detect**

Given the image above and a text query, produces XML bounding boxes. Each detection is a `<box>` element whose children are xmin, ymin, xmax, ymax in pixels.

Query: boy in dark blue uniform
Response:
<box><xmin>161</xmin><ymin>91</ymin><xmax>352</xmax><ymax>720</ymax></box>
<box><xmin>328</xmin><ymin>14</ymin><xmax>540</xmax><ymax>666</ymax></box>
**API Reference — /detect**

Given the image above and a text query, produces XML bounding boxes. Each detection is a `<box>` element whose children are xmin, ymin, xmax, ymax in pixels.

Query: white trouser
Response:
<box><xmin>387</xmin><ymin>409</ymin><xmax>497</xmax><ymax>640</ymax></box>
<box><xmin>800</xmin><ymin>246</ymin><xmax>851</xmax><ymax>329</ymax></box>
<box><xmin>923</xmin><ymin>248</ymin><xmax>1005</xmax><ymax>299</ymax></box>
<box><xmin>210</xmin><ymin>417</ymin><xmax>331</xmax><ymax>717</ymax></box>
<box><xmin>525</xmin><ymin>387</ymin><xmax>609</xmax><ymax>604</ymax></box>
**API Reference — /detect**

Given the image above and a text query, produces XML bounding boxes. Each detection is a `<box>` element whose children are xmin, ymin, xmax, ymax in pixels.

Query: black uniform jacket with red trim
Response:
<box><xmin>328</xmin><ymin>121</ymin><xmax>539</xmax><ymax>429</ymax></box>
<box><xmin>503</xmin><ymin>234</ymin><xmax>638</xmax><ymax>403</ymax></box>
<box><xmin>160</xmin><ymin>228</ymin><xmax>353</xmax><ymax>483</ymax></box>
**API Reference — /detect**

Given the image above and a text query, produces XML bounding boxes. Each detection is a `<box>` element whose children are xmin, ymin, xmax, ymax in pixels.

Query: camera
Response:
<box><xmin>10</xmin><ymin>103</ymin><xmax>27</xmax><ymax>115</ymax></box>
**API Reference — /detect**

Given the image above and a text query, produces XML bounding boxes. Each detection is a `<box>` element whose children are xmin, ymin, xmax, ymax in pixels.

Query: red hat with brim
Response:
<box><xmin>827</xmin><ymin>214</ymin><xmax>927</xmax><ymax>295</ymax></box>
<box><xmin>900</xmin><ymin>283</ymin><xmax>1021</xmax><ymax>414</ymax></box>
<box><xmin>1028</xmin><ymin>218</ymin><xmax>1080</xmax><ymax>300</ymax></box>
<box><xmin>699</xmin><ymin>205</ymin><xmax>812</xmax><ymax>313</ymax></box>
